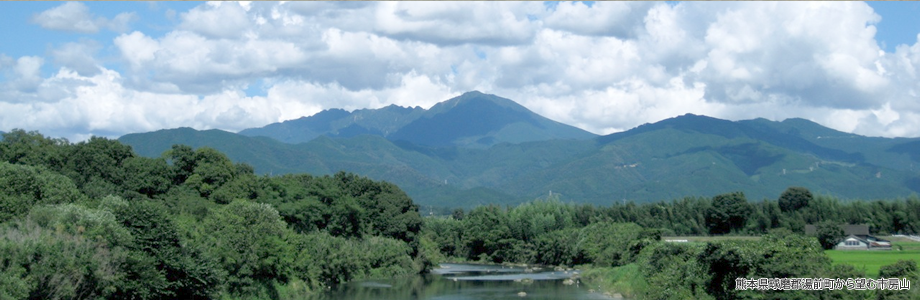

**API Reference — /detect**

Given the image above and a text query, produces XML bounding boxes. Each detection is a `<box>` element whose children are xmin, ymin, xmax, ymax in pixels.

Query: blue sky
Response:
<box><xmin>2</xmin><ymin>1</ymin><xmax>920</xmax><ymax>141</ymax></box>
<box><xmin>0</xmin><ymin>2</ymin><xmax>199</xmax><ymax>77</ymax></box>
<box><xmin>867</xmin><ymin>1</ymin><xmax>920</xmax><ymax>52</ymax></box>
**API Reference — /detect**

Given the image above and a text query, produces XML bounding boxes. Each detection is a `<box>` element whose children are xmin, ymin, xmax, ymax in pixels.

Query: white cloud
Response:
<box><xmin>544</xmin><ymin>2</ymin><xmax>653</xmax><ymax>38</ymax></box>
<box><xmin>179</xmin><ymin>2</ymin><xmax>252</xmax><ymax>39</ymax></box>
<box><xmin>31</xmin><ymin>2</ymin><xmax>136</xmax><ymax>34</ymax></box>
<box><xmin>114</xmin><ymin>31</ymin><xmax>159</xmax><ymax>69</ymax></box>
<box><xmin>697</xmin><ymin>2</ymin><xmax>886</xmax><ymax>109</ymax></box>
<box><xmin>0</xmin><ymin>62</ymin><xmax>457</xmax><ymax>141</ymax></box>
<box><xmin>7</xmin><ymin>56</ymin><xmax>44</xmax><ymax>94</ymax></box>
<box><xmin>6</xmin><ymin>1</ymin><xmax>920</xmax><ymax>140</ymax></box>
<box><xmin>51</xmin><ymin>40</ymin><xmax>101</xmax><ymax>76</ymax></box>
<box><xmin>373</xmin><ymin>2</ymin><xmax>545</xmax><ymax>46</ymax></box>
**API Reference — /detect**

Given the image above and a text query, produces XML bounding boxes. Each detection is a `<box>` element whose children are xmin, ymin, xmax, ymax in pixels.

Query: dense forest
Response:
<box><xmin>424</xmin><ymin>191</ymin><xmax>920</xmax><ymax>265</ymax></box>
<box><xmin>424</xmin><ymin>193</ymin><xmax>920</xmax><ymax>299</ymax></box>
<box><xmin>1</xmin><ymin>129</ymin><xmax>918</xmax><ymax>299</ymax></box>
<box><xmin>0</xmin><ymin>129</ymin><xmax>428</xmax><ymax>299</ymax></box>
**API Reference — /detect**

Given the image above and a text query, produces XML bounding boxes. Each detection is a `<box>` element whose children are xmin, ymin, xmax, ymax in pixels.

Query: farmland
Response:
<box><xmin>825</xmin><ymin>239</ymin><xmax>920</xmax><ymax>278</ymax></box>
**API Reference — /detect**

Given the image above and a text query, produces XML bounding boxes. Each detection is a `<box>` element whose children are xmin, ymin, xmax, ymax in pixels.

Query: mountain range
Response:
<box><xmin>119</xmin><ymin>91</ymin><xmax>920</xmax><ymax>207</ymax></box>
<box><xmin>238</xmin><ymin>91</ymin><xmax>596</xmax><ymax>148</ymax></box>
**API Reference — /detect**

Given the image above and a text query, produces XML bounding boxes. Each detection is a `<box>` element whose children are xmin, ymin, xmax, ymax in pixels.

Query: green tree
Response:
<box><xmin>27</xmin><ymin>203</ymin><xmax>133</xmax><ymax>247</ymax></box>
<box><xmin>421</xmin><ymin>217</ymin><xmax>464</xmax><ymax>258</ymax></box>
<box><xmin>165</xmin><ymin>144</ymin><xmax>196</xmax><ymax>185</ymax></box>
<box><xmin>121</xmin><ymin>156</ymin><xmax>173</xmax><ymax>198</ymax></box>
<box><xmin>183</xmin><ymin>147</ymin><xmax>236</xmax><ymax>198</ymax></box>
<box><xmin>0</xmin><ymin>129</ymin><xmax>69</xmax><ymax>169</ymax></box>
<box><xmin>0</xmin><ymin>220</ymin><xmax>127</xmax><ymax>300</ymax></box>
<box><xmin>0</xmin><ymin>163</ymin><xmax>84</xmax><ymax>220</ymax></box>
<box><xmin>706</xmin><ymin>192</ymin><xmax>751</xmax><ymax>235</ymax></box>
<box><xmin>578</xmin><ymin>222</ymin><xmax>655</xmax><ymax>267</ymax></box>
<box><xmin>114</xmin><ymin>199</ymin><xmax>220</xmax><ymax>299</ymax></box>
<box><xmin>823</xmin><ymin>264</ymin><xmax>874</xmax><ymax>300</ymax></box>
<box><xmin>779</xmin><ymin>186</ymin><xmax>813</xmax><ymax>213</ymax></box>
<box><xmin>699</xmin><ymin>233</ymin><xmax>830</xmax><ymax>300</ymax></box>
<box><xmin>638</xmin><ymin>242</ymin><xmax>710</xmax><ymax>300</ymax></box>
<box><xmin>335</xmin><ymin>172</ymin><xmax>422</xmax><ymax>249</ymax></box>
<box><xmin>878</xmin><ymin>260</ymin><xmax>920</xmax><ymax>300</ymax></box>
<box><xmin>201</xmin><ymin>199</ymin><xmax>294</xmax><ymax>297</ymax></box>
<box><xmin>814</xmin><ymin>221</ymin><xmax>845</xmax><ymax>250</ymax></box>
<box><xmin>461</xmin><ymin>205</ymin><xmax>513</xmax><ymax>262</ymax></box>
<box><xmin>64</xmin><ymin>136</ymin><xmax>134</xmax><ymax>191</ymax></box>
<box><xmin>210</xmin><ymin>173</ymin><xmax>260</xmax><ymax>204</ymax></box>
<box><xmin>532</xmin><ymin>228</ymin><xmax>585</xmax><ymax>266</ymax></box>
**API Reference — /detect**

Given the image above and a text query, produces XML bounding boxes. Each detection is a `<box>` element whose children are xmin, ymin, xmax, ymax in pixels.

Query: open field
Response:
<box><xmin>665</xmin><ymin>236</ymin><xmax>920</xmax><ymax>278</ymax></box>
<box><xmin>881</xmin><ymin>236</ymin><xmax>920</xmax><ymax>249</ymax></box>
<box><xmin>825</xmin><ymin>241</ymin><xmax>920</xmax><ymax>278</ymax></box>
<box><xmin>662</xmin><ymin>235</ymin><xmax>762</xmax><ymax>243</ymax></box>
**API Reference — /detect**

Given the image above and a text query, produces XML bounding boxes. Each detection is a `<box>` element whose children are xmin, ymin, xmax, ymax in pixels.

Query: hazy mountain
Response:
<box><xmin>511</xmin><ymin>114</ymin><xmax>920</xmax><ymax>203</ymax></box>
<box><xmin>120</xmin><ymin>127</ymin><xmax>326</xmax><ymax>175</ymax></box>
<box><xmin>238</xmin><ymin>105</ymin><xmax>426</xmax><ymax>144</ymax></box>
<box><xmin>121</xmin><ymin>127</ymin><xmax>525</xmax><ymax>208</ymax></box>
<box><xmin>239</xmin><ymin>91</ymin><xmax>596</xmax><ymax>148</ymax></box>
<box><xmin>120</xmin><ymin>97</ymin><xmax>920</xmax><ymax>207</ymax></box>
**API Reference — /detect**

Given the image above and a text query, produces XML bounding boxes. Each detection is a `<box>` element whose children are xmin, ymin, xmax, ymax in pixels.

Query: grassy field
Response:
<box><xmin>662</xmin><ymin>235</ymin><xmax>762</xmax><ymax>242</ymax></box>
<box><xmin>580</xmin><ymin>263</ymin><xmax>647</xmax><ymax>298</ymax></box>
<box><xmin>825</xmin><ymin>240</ymin><xmax>920</xmax><ymax>278</ymax></box>
<box><xmin>664</xmin><ymin>236</ymin><xmax>920</xmax><ymax>278</ymax></box>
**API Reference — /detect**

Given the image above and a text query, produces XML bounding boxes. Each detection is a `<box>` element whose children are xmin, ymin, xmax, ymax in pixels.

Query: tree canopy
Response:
<box><xmin>0</xmin><ymin>130</ymin><xmax>426</xmax><ymax>299</ymax></box>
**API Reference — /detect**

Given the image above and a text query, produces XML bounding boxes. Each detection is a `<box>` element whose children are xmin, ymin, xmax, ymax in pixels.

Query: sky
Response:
<box><xmin>2</xmin><ymin>1</ymin><xmax>920</xmax><ymax>142</ymax></box>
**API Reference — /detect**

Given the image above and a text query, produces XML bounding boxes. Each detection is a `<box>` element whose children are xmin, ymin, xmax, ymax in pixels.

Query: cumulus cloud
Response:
<box><xmin>179</xmin><ymin>2</ymin><xmax>252</xmax><ymax>39</ymax></box>
<box><xmin>697</xmin><ymin>2</ymin><xmax>886</xmax><ymax>110</ymax></box>
<box><xmin>5</xmin><ymin>1</ymin><xmax>920</xmax><ymax>140</ymax></box>
<box><xmin>0</xmin><ymin>63</ymin><xmax>456</xmax><ymax>141</ymax></box>
<box><xmin>6</xmin><ymin>56</ymin><xmax>45</xmax><ymax>94</ymax></box>
<box><xmin>373</xmin><ymin>2</ymin><xmax>545</xmax><ymax>46</ymax></box>
<box><xmin>51</xmin><ymin>40</ymin><xmax>102</xmax><ymax>76</ymax></box>
<box><xmin>31</xmin><ymin>1</ymin><xmax>136</xmax><ymax>33</ymax></box>
<box><xmin>544</xmin><ymin>2</ymin><xmax>653</xmax><ymax>38</ymax></box>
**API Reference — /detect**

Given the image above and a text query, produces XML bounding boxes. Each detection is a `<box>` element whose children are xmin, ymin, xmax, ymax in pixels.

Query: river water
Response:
<box><xmin>308</xmin><ymin>263</ymin><xmax>619</xmax><ymax>300</ymax></box>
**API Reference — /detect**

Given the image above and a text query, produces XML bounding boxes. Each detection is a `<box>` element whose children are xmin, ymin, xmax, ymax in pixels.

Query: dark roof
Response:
<box><xmin>805</xmin><ymin>224</ymin><xmax>869</xmax><ymax>236</ymax></box>
<box><xmin>844</xmin><ymin>224</ymin><xmax>870</xmax><ymax>235</ymax></box>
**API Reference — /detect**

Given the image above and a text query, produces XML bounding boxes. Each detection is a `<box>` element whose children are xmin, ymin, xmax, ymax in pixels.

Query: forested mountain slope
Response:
<box><xmin>121</xmin><ymin>109</ymin><xmax>920</xmax><ymax>207</ymax></box>
<box><xmin>239</xmin><ymin>91</ymin><xmax>597</xmax><ymax>148</ymax></box>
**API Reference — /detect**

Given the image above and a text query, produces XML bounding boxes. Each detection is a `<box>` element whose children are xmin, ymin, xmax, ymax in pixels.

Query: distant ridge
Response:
<box><xmin>239</xmin><ymin>91</ymin><xmax>597</xmax><ymax>148</ymax></box>
<box><xmin>120</xmin><ymin>93</ymin><xmax>920</xmax><ymax>207</ymax></box>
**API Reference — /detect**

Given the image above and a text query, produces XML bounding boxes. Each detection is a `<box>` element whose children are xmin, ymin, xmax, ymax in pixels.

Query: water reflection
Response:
<box><xmin>309</xmin><ymin>263</ymin><xmax>616</xmax><ymax>300</ymax></box>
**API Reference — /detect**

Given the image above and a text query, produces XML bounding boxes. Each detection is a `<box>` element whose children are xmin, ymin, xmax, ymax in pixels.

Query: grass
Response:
<box><xmin>662</xmin><ymin>235</ymin><xmax>762</xmax><ymax>246</ymax></box>
<box><xmin>580</xmin><ymin>263</ymin><xmax>648</xmax><ymax>298</ymax></box>
<box><xmin>825</xmin><ymin>241</ymin><xmax>920</xmax><ymax>278</ymax></box>
<box><xmin>666</xmin><ymin>236</ymin><xmax>920</xmax><ymax>278</ymax></box>
<box><xmin>663</xmin><ymin>235</ymin><xmax>763</xmax><ymax>242</ymax></box>
<box><xmin>881</xmin><ymin>237</ymin><xmax>920</xmax><ymax>250</ymax></box>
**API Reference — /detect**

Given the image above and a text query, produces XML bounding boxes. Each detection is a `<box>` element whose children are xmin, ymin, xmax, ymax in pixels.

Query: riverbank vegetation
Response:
<box><xmin>422</xmin><ymin>187</ymin><xmax>920</xmax><ymax>299</ymax></box>
<box><xmin>2</xmin><ymin>129</ymin><xmax>919</xmax><ymax>299</ymax></box>
<box><xmin>0</xmin><ymin>130</ymin><xmax>428</xmax><ymax>299</ymax></box>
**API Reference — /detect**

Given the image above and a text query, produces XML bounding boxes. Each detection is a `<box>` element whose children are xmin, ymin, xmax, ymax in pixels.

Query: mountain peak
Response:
<box><xmin>239</xmin><ymin>91</ymin><xmax>596</xmax><ymax>147</ymax></box>
<box><xmin>432</xmin><ymin>91</ymin><xmax>535</xmax><ymax>118</ymax></box>
<box><xmin>461</xmin><ymin>90</ymin><xmax>485</xmax><ymax>96</ymax></box>
<box><xmin>388</xmin><ymin>91</ymin><xmax>596</xmax><ymax>147</ymax></box>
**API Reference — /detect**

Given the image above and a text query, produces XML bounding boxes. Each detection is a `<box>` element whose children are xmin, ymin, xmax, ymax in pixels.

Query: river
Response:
<box><xmin>308</xmin><ymin>263</ymin><xmax>621</xmax><ymax>299</ymax></box>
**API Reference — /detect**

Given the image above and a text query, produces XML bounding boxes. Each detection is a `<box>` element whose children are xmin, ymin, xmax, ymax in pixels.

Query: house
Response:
<box><xmin>835</xmin><ymin>234</ymin><xmax>892</xmax><ymax>250</ymax></box>
<box><xmin>804</xmin><ymin>224</ymin><xmax>892</xmax><ymax>251</ymax></box>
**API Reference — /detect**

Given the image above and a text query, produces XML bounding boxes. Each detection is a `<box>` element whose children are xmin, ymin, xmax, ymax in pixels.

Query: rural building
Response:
<box><xmin>834</xmin><ymin>234</ymin><xmax>892</xmax><ymax>250</ymax></box>
<box><xmin>804</xmin><ymin>224</ymin><xmax>892</xmax><ymax>251</ymax></box>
